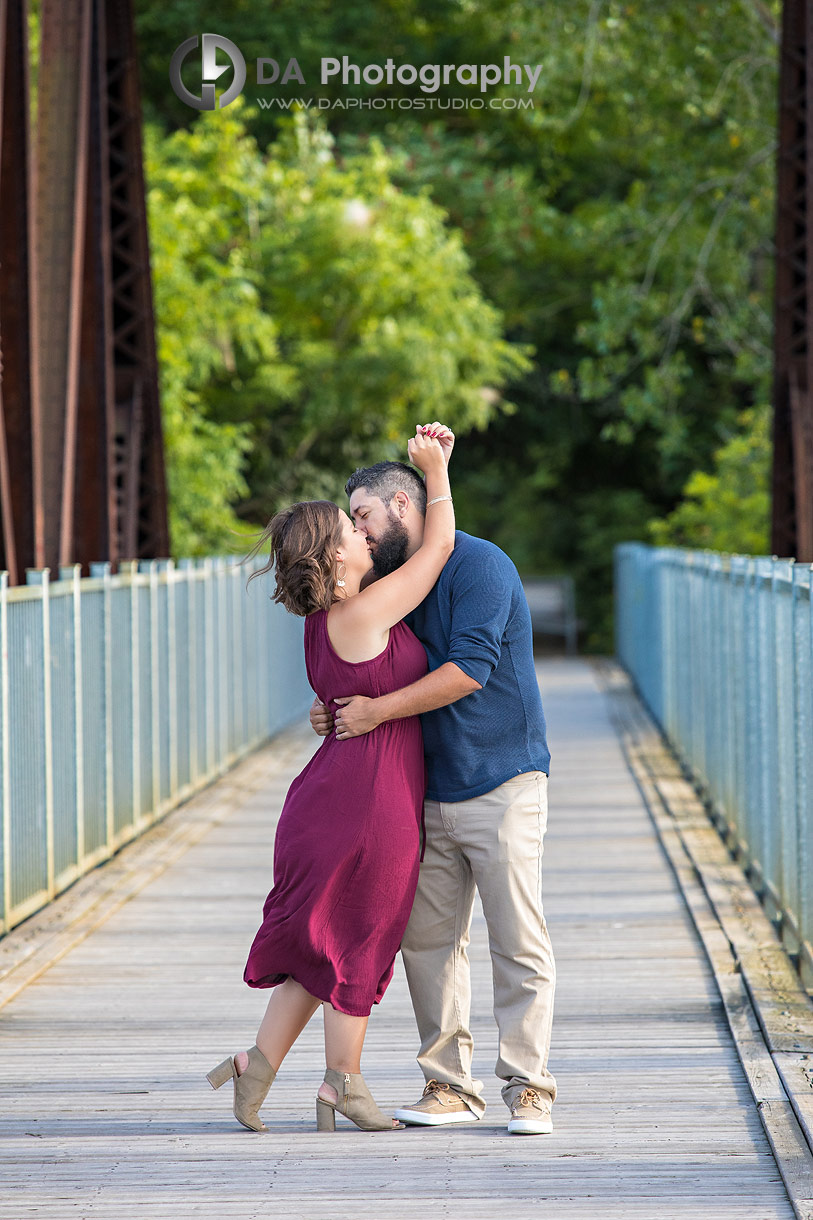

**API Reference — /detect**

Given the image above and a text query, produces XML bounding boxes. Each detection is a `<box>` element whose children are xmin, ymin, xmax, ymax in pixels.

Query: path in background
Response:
<box><xmin>0</xmin><ymin>660</ymin><xmax>793</xmax><ymax>1219</ymax></box>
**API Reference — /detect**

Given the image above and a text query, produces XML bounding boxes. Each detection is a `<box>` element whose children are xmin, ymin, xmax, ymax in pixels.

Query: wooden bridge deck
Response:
<box><xmin>0</xmin><ymin>659</ymin><xmax>796</xmax><ymax>1218</ymax></box>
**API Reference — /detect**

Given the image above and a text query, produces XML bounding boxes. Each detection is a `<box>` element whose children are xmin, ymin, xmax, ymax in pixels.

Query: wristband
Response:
<box><xmin>427</xmin><ymin>495</ymin><xmax>453</xmax><ymax>507</ymax></box>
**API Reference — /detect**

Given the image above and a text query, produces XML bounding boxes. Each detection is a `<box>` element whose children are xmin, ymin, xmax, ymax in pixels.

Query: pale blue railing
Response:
<box><xmin>615</xmin><ymin>544</ymin><xmax>813</xmax><ymax>987</ymax></box>
<box><xmin>0</xmin><ymin>557</ymin><xmax>312</xmax><ymax>937</ymax></box>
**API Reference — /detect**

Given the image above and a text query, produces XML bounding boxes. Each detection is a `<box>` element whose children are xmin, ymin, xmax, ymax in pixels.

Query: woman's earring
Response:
<box><xmin>336</xmin><ymin>561</ymin><xmax>347</xmax><ymax>588</ymax></box>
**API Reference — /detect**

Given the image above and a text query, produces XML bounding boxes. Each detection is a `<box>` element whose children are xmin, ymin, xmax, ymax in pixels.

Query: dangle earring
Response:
<box><xmin>336</xmin><ymin>561</ymin><xmax>347</xmax><ymax>589</ymax></box>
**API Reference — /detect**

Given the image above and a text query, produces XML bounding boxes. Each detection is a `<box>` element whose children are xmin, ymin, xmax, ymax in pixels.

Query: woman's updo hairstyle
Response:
<box><xmin>242</xmin><ymin>500</ymin><xmax>344</xmax><ymax>616</ymax></box>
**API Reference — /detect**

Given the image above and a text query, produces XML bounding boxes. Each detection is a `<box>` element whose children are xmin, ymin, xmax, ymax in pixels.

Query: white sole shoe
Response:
<box><xmin>393</xmin><ymin>1107</ymin><xmax>481</xmax><ymax>1126</ymax></box>
<box><xmin>508</xmin><ymin>1116</ymin><xmax>553</xmax><ymax>1135</ymax></box>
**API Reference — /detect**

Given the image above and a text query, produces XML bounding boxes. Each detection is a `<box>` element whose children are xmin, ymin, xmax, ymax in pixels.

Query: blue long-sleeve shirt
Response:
<box><xmin>406</xmin><ymin>531</ymin><xmax>551</xmax><ymax>802</ymax></box>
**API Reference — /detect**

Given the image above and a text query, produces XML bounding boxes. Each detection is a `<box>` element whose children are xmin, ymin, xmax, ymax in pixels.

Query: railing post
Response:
<box><xmin>201</xmin><ymin>557</ymin><xmax>216</xmax><ymax>778</ymax></box>
<box><xmin>157</xmin><ymin>559</ymin><xmax>177</xmax><ymax>800</ymax></box>
<box><xmin>756</xmin><ymin>555</ymin><xmax>778</xmax><ymax>909</ymax></box>
<box><xmin>793</xmin><ymin>562</ymin><xmax>813</xmax><ymax>971</ymax></box>
<box><xmin>26</xmin><ymin>568</ymin><xmax>55</xmax><ymax>899</ymax></box>
<box><xmin>719</xmin><ymin>553</ymin><xmax>734</xmax><ymax>829</ymax></box>
<box><xmin>118</xmin><ymin>561</ymin><xmax>141</xmax><ymax>828</ymax></box>
<box><xmin>90</xmin><ymin>562</ymin><xmax>115</xmax><ymax>853</ymax></box>
<box><xmin>742</xmin><ymin>557</ymin><xmax>760</xmax><ymax>865</ymax></box>
<box><xmin>215</xmin><ymin>557</ymin><xmax>228</xmax><ymax>768</ymax></box>
<box><xmin>774</xmin><ymin>558</ymin><xmax>797</xmax><ymax>940</ymax></box>
<box><xmin>707</xmin><ymin>553</ymin><xmax>724</xmax><ymax>829</ymax></box>
<box><xmin>1</xmin><ymin>571</ymin><xmax>9</xmax><ymax>933</ymax></box>
<box><xmin>59</xmin><ymin>564</ymin><xmax>85</xmax><ymax>866</ymax></box>
<box><xmin>178</xmin><ymin>559</ymin><xmax>198</xmax><ymax>784</ymax></box>
<box><xmin>786</xmin><ymin>556</ymin><xmax>805</xmax><ymax>961</ymax></box>
<box><xmin>250</xmin><ymin>555</ymin><xmax>267</xmax><ymax>744</ymax></box>
<box><xmin>232</xmin><ymin>558</ymin><xmax>246</xmax><ymax>753</ymax></box>
<box><xmin>249</xmin><ymin>555</ymin><xmax>271</xmax><ymax>739</ymax></box>
<box><xmin>137</xmin><ymin>560</ymin><xmax>160</xmax><ymax>819</ymax></box>
<box><xmin>730</xmin><ymin>556</ymin><xmax>748</xmax><ymax>843</ymax></box>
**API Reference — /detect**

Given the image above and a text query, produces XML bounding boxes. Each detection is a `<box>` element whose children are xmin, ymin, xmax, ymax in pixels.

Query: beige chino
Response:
<box><xmin>400</xmin><ymin>770</ymin><xmax>556</xmax><ymax>1115</ymax></box>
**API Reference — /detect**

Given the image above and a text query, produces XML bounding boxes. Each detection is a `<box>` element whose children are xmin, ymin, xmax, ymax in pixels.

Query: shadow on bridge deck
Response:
<box><xmin>0</xmin><ymin>659</ymin><xmax>802</xmax><ymax>1219</ymax></box>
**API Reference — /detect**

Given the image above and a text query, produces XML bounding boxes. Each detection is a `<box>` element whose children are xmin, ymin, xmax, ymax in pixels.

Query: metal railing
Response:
<box><xmin>615</xmin><ymin>544</ymin><xmax>813</xmax><ymax>987</ymax></box>
<box><xmin>0</xmin><ymin>557</ymin><xmax>313</xmax><ymax>937</ymax></box>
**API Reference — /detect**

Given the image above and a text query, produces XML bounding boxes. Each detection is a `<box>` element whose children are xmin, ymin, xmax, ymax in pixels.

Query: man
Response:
<box><xmin>309</xmin><ymin>425</ymin><xmax>555</xmax><ymax>1135</ymax></box>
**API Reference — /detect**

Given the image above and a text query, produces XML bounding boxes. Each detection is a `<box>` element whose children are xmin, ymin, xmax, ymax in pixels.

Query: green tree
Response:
<box><xmin>335</xmin><ymin>2</ymin><xmax>779</xmax><ymax>644</ymax></box>
<box><xmin>145</xmin><ymin>109</ymin><xmax>281</xmax><ymax>556</ymax></box>
<box><xmin>145</xmin><ymin>103</ymin><xmax>529</xmax><ymax>552</ymax></box>
<box><xmin>136</xmin><ymin>0</ymin><xmax>780</xmax><ymax>644</ymax></box>
<box><xmin>649</xmin><ymin>407</ymin><xmax>771</xmax><ymax>554</ymax></box>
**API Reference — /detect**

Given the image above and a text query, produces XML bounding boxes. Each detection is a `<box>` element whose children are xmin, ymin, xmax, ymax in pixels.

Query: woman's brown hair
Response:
<box><xmin>241</xmin><ymin>501</ymin><xmax>344</xmax><ymax>616</ymax></box>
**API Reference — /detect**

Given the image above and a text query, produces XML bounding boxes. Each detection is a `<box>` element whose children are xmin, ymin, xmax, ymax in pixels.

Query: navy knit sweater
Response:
<box><xmin>406</xmin><ymin>531</ymin><xmax>551</xmax><ymax>802</ymax></box>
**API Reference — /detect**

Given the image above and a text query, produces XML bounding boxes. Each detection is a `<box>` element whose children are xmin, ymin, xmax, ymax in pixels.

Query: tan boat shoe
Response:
<box><xmin>507</xmin><ymin>1087</ymin><xmax>553</xmax><ymax>1135</ymax></box>
<box><xmin>394</xmin><ymin>1079</ymin><xmax>480</xmax><ymax>1126</ymax></box>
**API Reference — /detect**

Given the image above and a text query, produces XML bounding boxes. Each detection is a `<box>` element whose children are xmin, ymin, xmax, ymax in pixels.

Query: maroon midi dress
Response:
<box><xmin>243</xmin><ymin>609</ymin><xmax>428</xmax><ymax>1017</ymax></box>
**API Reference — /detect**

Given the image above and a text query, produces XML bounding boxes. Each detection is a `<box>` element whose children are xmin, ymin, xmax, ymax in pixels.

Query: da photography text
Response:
<box><xmin>170</xmin><ymin>35</ymin><xmax>543</xmax><ymax>111</ymax></box>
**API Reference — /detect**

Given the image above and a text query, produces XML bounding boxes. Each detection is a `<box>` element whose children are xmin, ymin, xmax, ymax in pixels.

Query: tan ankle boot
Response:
<box><xmin>316</xmin><ymin>1068</ymin><xmax>403</xmax><ymax>1132</ymax></box>
<box><xmin>206</xmin><ymin>1044</ymin><xmax>276</xmax><ymax>1132</ymax></box>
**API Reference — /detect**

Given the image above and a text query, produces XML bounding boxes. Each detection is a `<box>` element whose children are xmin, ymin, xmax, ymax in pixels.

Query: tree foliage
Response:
<box><xmin>145</xmin><ymin>102</ymin><xmax>529</xmax><ymax>553</ymax></box>
<box><xmin>649</xmin><ymin>407</ymin><xmax>771</xmax><ymax>554</ymax></box>
<box><xmin>145</xmin><ymin>111</ymin><xmax>276</xmax><ymax>557</ymax></box>
<box><xmin>135</xmin><ymin>0</ymin><xmax>779</xmax><ymax>645</ymax></box>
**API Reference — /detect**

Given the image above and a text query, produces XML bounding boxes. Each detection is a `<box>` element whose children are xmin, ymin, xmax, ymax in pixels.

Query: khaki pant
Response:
<box><xmin>400</xmin><ymin>771</ymin><xmax>556</xmax><ymax>1115</ymax></box>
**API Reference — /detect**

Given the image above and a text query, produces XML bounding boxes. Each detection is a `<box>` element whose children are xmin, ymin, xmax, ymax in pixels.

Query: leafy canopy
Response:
<box><xmin>145</xmin><ymin>102</ymin><xmax>530</xmax><ymax>553</ymax></box>
<box><xmin>136</xmin><ymin>0</ymin><xmax>780</xmax><ymax>645</ymax></box>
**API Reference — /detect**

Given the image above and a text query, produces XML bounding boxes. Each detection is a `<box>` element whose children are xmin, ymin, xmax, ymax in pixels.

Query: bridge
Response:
<box><xmin>1</xmin><ymin>2</ymin><xmax>813</xmax><ymax>1215</ymax></box>
<box><xmin>1</xmin><ymin>557</ymin><xmax>812</xmax><ymax>1218</ymax></box>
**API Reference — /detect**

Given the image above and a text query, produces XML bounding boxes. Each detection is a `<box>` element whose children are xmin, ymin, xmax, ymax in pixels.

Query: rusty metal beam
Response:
<box><xmin>772</xmin><ymin>0</ymin><xmax>813</xmax><ymax>560</ymax></box>
<box><xmin>73</xmin><ymin>0</ymin><xmax>117</xmax><ymax>568</ymax></box>
<box><xmin>65</xmin><ymin>0</ymin><xmax>172</xmax><ymax>570</ymax></box>
<box><xmin>35</xmin><ymin>0</ymin><xmax>93</xmax><ymax>571</ymax></box>
<box><xmin>104</xmin><ymin>0</ymin><xmax>169</xmax><ymax>563</ymax></box>
<box><xmin>0</xmin><ymin>0</ymin><xmax>38</xmax><ymax>585</ymax></box>
<box><xmin>9</xmin><ymin>0</ymin><xmax>170</xmax><ymax>581</ymax></box>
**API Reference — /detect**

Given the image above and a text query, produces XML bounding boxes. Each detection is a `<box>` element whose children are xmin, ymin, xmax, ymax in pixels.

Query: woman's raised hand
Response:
<box><xmin>407</xmin><ymin>424</ymin><xmax>450</xmax><ymax>474</ymax></box>
<box><xmin>420</xmin><ymin>422</ymin><xmax>455</xmax><ymax>466</ymax></box>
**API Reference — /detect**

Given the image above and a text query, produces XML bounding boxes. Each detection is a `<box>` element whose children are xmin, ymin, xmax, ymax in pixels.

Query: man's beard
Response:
<box><xmin>370</xmin><ymin>513</ymin><xmax>410</xmax><ymax>577</ymax></box>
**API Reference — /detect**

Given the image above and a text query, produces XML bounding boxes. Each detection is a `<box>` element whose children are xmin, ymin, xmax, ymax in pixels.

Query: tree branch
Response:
<box><xmin>739</xmin><ymin>0</ymin><xmax>780</xmax><ymax>45</ymax></box>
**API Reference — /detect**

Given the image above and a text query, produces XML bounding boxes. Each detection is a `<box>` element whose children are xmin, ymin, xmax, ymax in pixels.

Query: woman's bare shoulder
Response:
<box><xmin>326</xmin><ymin>600</ymin><xmax>389</xmax><ymax>664</ymax></box>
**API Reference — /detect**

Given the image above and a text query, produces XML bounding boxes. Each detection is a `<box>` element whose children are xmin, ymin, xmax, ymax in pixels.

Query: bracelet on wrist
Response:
<box><xmin>427</xmin><ymin>494</ymin><xmax>453</xmax><ymax>507</ymax></box>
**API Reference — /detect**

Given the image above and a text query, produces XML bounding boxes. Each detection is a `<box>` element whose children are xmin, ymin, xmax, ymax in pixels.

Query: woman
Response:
<box><xmin>206</xmin><ymin>424</ymin><xmax>454</xmax><ymax>1133</ymax></box>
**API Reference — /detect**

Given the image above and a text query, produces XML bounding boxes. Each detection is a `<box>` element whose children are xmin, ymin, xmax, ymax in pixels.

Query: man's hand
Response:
<box><xmin>417</xmin><ymin>421</ymin><xmax>454</xmax><ymax>466</ymax></box>
<box><xmin>309</xmin><ymin>697</ymin><xmax>334</xmax><ymax>737</ymax></box>
<box><xmin>334</xmin><ymin>695</ymin><xmax>383</xmax><ymax>739</ymax></box>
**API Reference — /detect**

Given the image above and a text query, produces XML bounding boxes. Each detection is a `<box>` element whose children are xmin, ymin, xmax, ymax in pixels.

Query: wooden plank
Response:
<box><xmin>597</xmin><ymin>658</ymin><xmax>813</xmax><ymax>1219</ymax></box>
<box><xmin>775</xmin><ymin>1053</ymin><xmax>813</xmax><ymax>1154</ymax></box>
<box><xmin>0</xmin><ymin>659</ymin><xmax>797</xmax><ymax>1218</ymax></box>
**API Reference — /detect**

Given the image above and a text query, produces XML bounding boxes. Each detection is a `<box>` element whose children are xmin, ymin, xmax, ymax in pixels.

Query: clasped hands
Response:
<box><xmin>310</xmin><ymin>695</ymin><xmax>380</xmax><ymax>740</ymax></box>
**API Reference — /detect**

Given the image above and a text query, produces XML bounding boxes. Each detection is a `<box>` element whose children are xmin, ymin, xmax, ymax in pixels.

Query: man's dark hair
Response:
<box><xmin>345</xmin><ymin>461</ymin><xmax>427</xmax><ymax>515</ymax></box>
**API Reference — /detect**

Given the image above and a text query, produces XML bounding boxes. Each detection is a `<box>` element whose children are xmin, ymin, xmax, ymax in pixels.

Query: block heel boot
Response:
<box><xmin>206</xmin><ymin>1044</ymin><xmax>276</xmax><ymax>1132</ymax></box>
<box><xmin>315</xmin><ymin>1068</ymin><xmax>404</xmax><ymax>1131</ymax></box>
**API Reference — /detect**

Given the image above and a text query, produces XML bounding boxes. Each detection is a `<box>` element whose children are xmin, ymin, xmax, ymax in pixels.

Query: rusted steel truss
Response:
<box><xmin>773</xmin><ymin>0</ymin><xmax>813</xmax><ymax>561</ymax></box>
<box><xmin>0</xmin><ymin>0</ymin><xmax>168</xmax><ymax>582</ymax></box>
<box><xmin>0</xmin><ymin>0</ymin><xmax>37</xmax><ymax>585</ymax></box>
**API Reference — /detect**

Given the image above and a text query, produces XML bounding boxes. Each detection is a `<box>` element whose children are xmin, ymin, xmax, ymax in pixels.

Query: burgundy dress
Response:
<box><xmin>243</xmin><ymin>609</ymin><xmax>428</xmax><ymax>1017</ymax></box>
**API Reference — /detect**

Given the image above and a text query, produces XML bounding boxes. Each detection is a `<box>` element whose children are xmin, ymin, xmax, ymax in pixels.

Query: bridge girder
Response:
<box><xmin>0</xmin><ymin>0</ymin><xmax>168</xmax><ymax>583</ymax></box>
<box><xmin>772</xmin><ymin>0</ymin><xmax>813</xmax><ymax>561</ymax></box>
